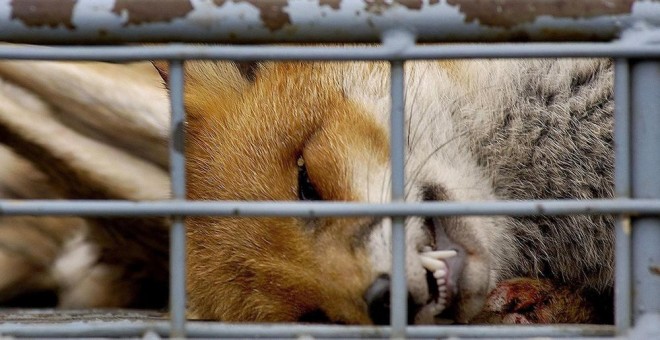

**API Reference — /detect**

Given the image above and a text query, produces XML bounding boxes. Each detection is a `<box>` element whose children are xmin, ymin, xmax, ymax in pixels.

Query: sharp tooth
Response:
<box><xmin>420</xmin><ymin>256</ymin><xmax>445</xmax><ymax>272</ymax></box>
<box><xmin>438</xmin><ymin>284</ymin><xmax>447</xmax><ymax>291</ymax></box>
<box><xmin>422</xmin><ymin>250</ymin><xmax>458</xmax><ymax>259</ymax></box>
<box><xmin>433</xmin><ymin>269</ymin><xmax>447</xmax><ymax>278</ymax></box>
<box><xmin>439</xmin><ymin>292</ymin><xmax>447</xmax><ymax>299</ymax></box>
<box><xmin>421</xmin><ymin>255</ymin><xmax>446</xmax><ymax>269</ymax></box>
<box><xmin>422</xmin><ymin>246</ymin><xmax>433</xmax><ymax>252</ymax></box>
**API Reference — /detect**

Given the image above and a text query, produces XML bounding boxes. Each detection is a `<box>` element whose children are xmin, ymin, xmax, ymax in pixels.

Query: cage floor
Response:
<box><xmin>0</xmin><ymin>308</ymin><xmax>166</xmax><ymax>323</ymax></box>
<box><xmin>0</xmin><ymin>309</ymin><xmax>618</xmax><ymax>339</ymax></box>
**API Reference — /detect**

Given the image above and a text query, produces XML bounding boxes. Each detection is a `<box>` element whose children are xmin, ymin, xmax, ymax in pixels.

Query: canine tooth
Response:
<box><xmin>422</xmin><ymin>256</ymin><xmax>446</xmax><ymax>270</ymax></box>
<box><xmin>423</xmin><ymin>250</ymin><xmax>458</xmax><ymax>259</ymax></box>
<box><xmin>433</xmin><ymin>269</ymin><xmax>447</xmax><ymax>278</ymax></box>
<box><xmin>420</xmin><ymin>256</ymin><xmax>445</xmax><ymax>272</ymax></box>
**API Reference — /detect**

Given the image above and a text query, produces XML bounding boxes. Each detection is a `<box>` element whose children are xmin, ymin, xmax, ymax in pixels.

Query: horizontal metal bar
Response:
<box><xmin>2</xmin><ymin>43</ymin><xmax>660</xmax><ymax>62</ymax></box>
<box><xmin>0</xmin><ymin>320</ymin><xmax>615</xmax><ymax>338</ymax></box>
<box><xmin>0</xmin><ymin>0</ymin><xmax>657</xmax><ymax>44</ymax></box>
<box><xmin>1</xmin><ymin>199</ymin><xmax>660</xmax><ymax>218</ymax></box>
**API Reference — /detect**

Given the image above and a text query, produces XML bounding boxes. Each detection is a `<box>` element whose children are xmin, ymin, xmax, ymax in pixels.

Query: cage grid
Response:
<box><xmin>0</xmin><ymin>0</ymin><xmax>659</xmax><ymax>338</ymax></box>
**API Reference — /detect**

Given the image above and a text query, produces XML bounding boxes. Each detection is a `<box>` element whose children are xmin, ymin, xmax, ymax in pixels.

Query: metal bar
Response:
<box><xmin>630</xmin><ymin>61</ymin><xmax>660</xmax><ymax>321</ymax></box>
<box><xmin>4</xmin><ymin>43</ymin><xmax>660</xmax><ymax>62</ymax></box>
<box><xmin>389</xmin><ymin>51</ymin><xmax>407</xmax><ymax>336</ymax></box>
<box><xmin>0</xmin><ymin>0</ymin><xmax>657</xmax><ymax>44</ymax></box>
<box><xmin>614</xmin><ymin>58</ymin><xmax>632</xmax><ymax>334</ymax></box>
<box><xmin>2</xmin><ymin>199</ymin><xmax>660</xmax><ymax>218</ymax></box>
<box><xmin>169</xmin><ymin>60</ymin><xmax>186</xmax><ymax>199</ymax></box>
<box><xmin>168</xmin><ymin>60</ymin><xmax>187</xmax><ymax>337</ymax></box>
<box><xmin>0</xmin><ymin>321</ymin><xmax>615</xmax><ymax>338</ymax></box>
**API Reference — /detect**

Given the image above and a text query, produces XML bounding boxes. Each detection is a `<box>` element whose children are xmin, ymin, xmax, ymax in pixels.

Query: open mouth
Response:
<box><xmin>420</xmin><ymin>247</ymin><xmax>457</xmax><ymax>315</ymax></box>
<box><xmin>417</xmin><ymin>218</ymin><xmax>466</xmax><ymax>322</ymax></box>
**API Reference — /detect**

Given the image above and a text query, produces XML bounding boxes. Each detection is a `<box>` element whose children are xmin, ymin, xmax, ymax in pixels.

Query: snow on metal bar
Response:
<box><xmin>0</xmin><ymin>0</ymin><xmax>659</xmax><ymax>43</ymax></box>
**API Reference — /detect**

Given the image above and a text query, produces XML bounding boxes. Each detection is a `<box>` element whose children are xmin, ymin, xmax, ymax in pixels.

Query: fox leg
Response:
<box><xmin>0</xmin><ymin>66</ymin><xmax>171</xmax><ymax>308</ymax></box>
<box><xmin>0</xmin><ymin>216</ymin><xmax>85</xmax><ymax>307</ymax></box>
<box><xmin>0</xmin><ymin>58</ymin><xmax>170</xmax><ymax>166</ymax></box>
<box><xmin>0</xmin><ymin>145</ymin><xmax>86</xmax><ymax>306</ymax></box>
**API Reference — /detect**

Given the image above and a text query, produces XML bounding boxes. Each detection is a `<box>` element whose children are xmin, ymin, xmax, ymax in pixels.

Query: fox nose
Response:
<box><xmin>364</xmin><ymin>274</ymin><xmax>391</xmax><ymax>324</ymax></box>
<box><xmin>364</xmin><ymin>274</ymin><xmax>416</xmax><ymax>325</ymax></box>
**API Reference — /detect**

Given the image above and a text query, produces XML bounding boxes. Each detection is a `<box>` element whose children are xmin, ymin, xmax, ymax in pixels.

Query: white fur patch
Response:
<box><xmin>344</xmin><ymin>61</ymin><xmax>516</xmax><ymax>323</ymax></box>
<box><xmin>52</xmin><ymin>233</ymin><xmax>98</xmax><ymax>291</ymax></box>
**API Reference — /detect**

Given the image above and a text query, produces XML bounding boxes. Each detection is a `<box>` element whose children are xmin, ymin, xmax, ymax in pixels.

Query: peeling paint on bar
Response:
<box><xmin>319</xmin><ymin>0</ymin><xmax>341</xmax><ymax>10</ymax></box>
<box><xmin>446</xmin><ymin>0</ymin><xmax>635</xmax><ymax>28</ymax></box>
<box><xmin>10</xmin><ymin>0</ymin><xmax>77</xmax><ymax>29</ymax></box>
<box><xmin>365</xmin><ymin>0</ymin><xmax>423</xmax><ymax>14</ymax></box>
<box><xmin>0</xmin><ymin>0</ymin><xmax>658</xmax><ymax>43</ymax></box>
<box><xmin>112</xmin><ymin>0</ymin><xmax>194</xmax><ymax>26</ymax></box>
<box><xmin>213</xmin><ymin>0</ymin><xmax>291</xmax><ymax>31</ymax></box>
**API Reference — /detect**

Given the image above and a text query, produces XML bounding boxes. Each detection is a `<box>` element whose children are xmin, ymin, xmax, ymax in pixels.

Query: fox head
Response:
<box><xmin>153</xmin><ymin>60</ymin><xmax>512</xmax><ymax>325</ymax></box>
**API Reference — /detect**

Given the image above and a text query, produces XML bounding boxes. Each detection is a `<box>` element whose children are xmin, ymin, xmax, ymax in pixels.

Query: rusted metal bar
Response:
<box><xmin>0</xmin><ymin>0</ymin><xmax>659</xmax><ymax>43</ymax></box>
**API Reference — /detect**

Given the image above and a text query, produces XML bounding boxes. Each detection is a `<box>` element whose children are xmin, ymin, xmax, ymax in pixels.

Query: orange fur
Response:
<box><xmin>179</xmin><ymin>62</ymin><xmax>385</xmax><ymax>323</ymax></box>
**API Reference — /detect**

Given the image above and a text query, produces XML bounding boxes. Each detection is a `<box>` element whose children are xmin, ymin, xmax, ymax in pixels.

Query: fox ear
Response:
<box><xmin>150</xmin><ymin>60</ymin><xmax>259</xmax><ymax>91</ymax></box>
<box><xmin>234</xmin><ymin>61</ymin><xmax>259</xmax><ymax>83</ymax></box>
<box><xmin>151</xmin><ymin>60</ymin><xmax>169</xmax><ymax>85</ymax></box>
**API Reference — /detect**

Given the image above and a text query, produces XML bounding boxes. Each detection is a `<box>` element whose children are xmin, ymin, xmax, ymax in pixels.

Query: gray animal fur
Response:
<box><xmin>464</xmin><ymin>59</ymin><xmax>614</xmax><ymax>290</ymax></box>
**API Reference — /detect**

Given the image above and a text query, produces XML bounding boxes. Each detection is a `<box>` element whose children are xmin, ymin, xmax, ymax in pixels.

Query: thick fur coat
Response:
<box><xmin>0</xmin><ymin>55</ymin><xmax>614</xmax><ymax>324</ymax></box>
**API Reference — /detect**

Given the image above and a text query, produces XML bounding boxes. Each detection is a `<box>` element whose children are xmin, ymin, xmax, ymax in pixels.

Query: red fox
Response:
<box><xmin>0</xmin><ymin>55</ymin><xmax>613</xmax><ymax>324</ymax></box>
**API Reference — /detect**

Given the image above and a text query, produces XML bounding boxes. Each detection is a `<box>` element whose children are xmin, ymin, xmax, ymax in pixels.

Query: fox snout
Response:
<box><xmin>361</xmin><ymin>217</ymin><xmax>474</xmax><ymax>325</ymax></box>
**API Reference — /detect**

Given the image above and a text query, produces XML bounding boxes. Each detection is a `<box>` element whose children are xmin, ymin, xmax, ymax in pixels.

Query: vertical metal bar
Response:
<box><xmin>382</xmin><ymin>29</ymin><xmax>414</xmax><ymax>338</ymax></box>
<box><xmin>390</xmin><ymin>60</ymin><xmax>406</xmax><ymax>338</ymax></box>
<box><xmin>168</xmin><ymin>60</ymin><xmax>187</xmax><ymax>338</ymax></box>
<box><xmin>614</xmin><ymin>59</ymin><xmax>632</xmax><ymax>333</ymax></box>
<box><xmin>630</xmin><ymin>61</ymin><xmax>660</xmax><ymax>322</ymax></box>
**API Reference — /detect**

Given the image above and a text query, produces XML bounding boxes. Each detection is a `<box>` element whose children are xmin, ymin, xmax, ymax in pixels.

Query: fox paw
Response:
<box><xmin>472</xmin><ymin>278</ymin><xmax>606</xmax><ymax>324</ymax></box>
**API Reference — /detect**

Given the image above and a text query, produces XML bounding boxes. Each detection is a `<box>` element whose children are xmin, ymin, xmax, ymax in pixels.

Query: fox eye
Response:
<box><xmin>297</xmin><ymin>156</ymin><xmax>322</xmax><ymax>201</ymax></box>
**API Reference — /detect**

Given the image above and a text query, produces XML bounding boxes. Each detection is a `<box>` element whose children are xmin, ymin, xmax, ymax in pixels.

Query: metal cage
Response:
<box><xmin>0</xmin><ymin>0</ymin><xmax>659</xmax><ymax>338</ymax></box>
